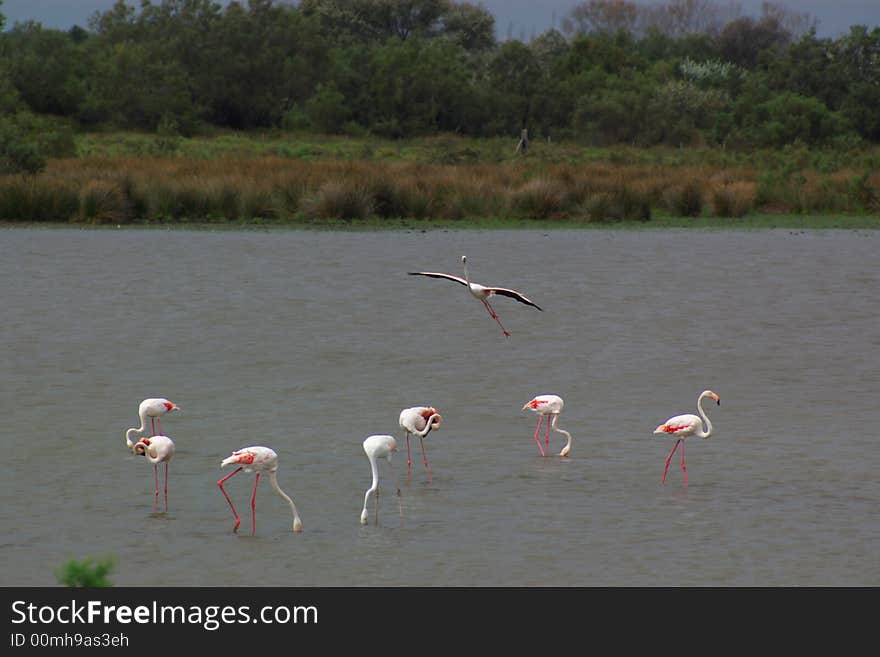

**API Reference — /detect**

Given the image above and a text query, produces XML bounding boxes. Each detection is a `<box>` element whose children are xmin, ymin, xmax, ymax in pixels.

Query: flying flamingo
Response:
<box><xmin>361</xmin><ymin>434</ymin><xmax>398</xmax><ymax>525</ymax></box>
<box><xmin>125</xmin><ymin>398</ymin><xmax>180</xmax><ymax>452</ymax></box>
<box><xmin>653</xmin><ymin>390</ymin><xmax>721</xmax><ymax>486</ymax></box>
<box><xmin>522</xmin><ymin>395</ymin><xmax>572</xmax><ymax>457</ymax></box>
<box><xmin>133</xmin><ymin>435</ymin><xmax>175</xmax><ymax>513</ymax></box>
<box><xmin>217</xmin><ymin>446</ymin><xmax>303</xmax><ymax>535</ymax></box>
<box><xmin>398</xmin><ymin>406</ymin><xmax>442</xmax><ymax>481</ymax></box>
<box><xmin>409</xmin><ymin>256</ymin><xmax>542</xmax><ymax>337</ymax></box>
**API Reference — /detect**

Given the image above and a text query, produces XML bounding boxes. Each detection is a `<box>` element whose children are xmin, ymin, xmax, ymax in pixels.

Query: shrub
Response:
<box><xmin>368</xmin><ymin>178</ymin><xmax>412</xmax><ymax>218</ymax></box>
<box><xmin>662</xmin><ymin>179</ymin><xmax>704</xmax><ymax>217</ymax></box>
<box><xmin>511</xmin><ymin>178</ymin><xmax>567</xmax><ymax>219</ymax></box>
<box><xmin>711</xmin><ymin>182</ymin><xmax>756</xmax><ymax>217</ymax></box>
<box><xmin>584</xmin><ymin>185</ymin><xmax>651</xmax><ymax>222</ymax></box>
<box><xmin>78</xmin><ymin>180</ymin><xmax>129</xmax><ymax>224</ymax></box>
<box><xmin>0</xmin><ymin>177</ymin><xmax>78</xmax><ymax>221</ymax></box>
<box><xmin>300</xmin><ymin>181</ymin><xmax>373</xmax><ymax>220</ymax></box>
<box><xmin>55</xmin><ymin>557</ymin><xmax>114</xmax><ymax>588</ymax></box>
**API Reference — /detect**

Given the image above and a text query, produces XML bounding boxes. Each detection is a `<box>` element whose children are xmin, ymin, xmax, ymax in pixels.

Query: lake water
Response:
<box><xmin>1</xmin><ymin>226</ymin><xmax>878</xmax><ymax>586</ymax></box>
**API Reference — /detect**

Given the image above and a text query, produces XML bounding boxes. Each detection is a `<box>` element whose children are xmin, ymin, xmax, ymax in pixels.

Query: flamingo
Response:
<box><xmin>133</xmin><ymin>435</ymin><xmax>175</xmax><ymax>513</ymax></box>
<box><xmin>125</xmin><ymin>398</ymin><xmax>180</xmax><ymax>452</ymax></box>
<box><xmin>361</xmin><ymin>435</ymin><xmax>398</xmax><ymax>525</ymax></box>
<box><xmin>398</xmin><ymin>406</ymin><xmax>442</xmax><ymax>481</ymax></box>
<box><xmin>217</xmin><ymin>446</ymin><xmax>303</xmax><ymax>535</ymax></box>
<box><xmin>409</xmin><ymin>256</ymin><xmax>542</xmax><ymax>337</ymax></box>
<box><xmin>522</xmin><ymin>395</ymin><xmax>572</xmax><ymax>457</ymax></box>
<box><xmin>653</xmin><ymin>390</ymin><xmax>721</xmax><ymax>486</ymax></box>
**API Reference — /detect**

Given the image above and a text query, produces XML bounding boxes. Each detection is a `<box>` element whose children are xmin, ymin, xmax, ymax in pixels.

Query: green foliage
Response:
<box><xmin>305</xmin><ymin>85</ymin><xmax>352</xmax><ymax>134</ymax></box>
<box><xmin>55</xmin><ymin>556</ymin><xmax>114</xmax><ymax>588</ymax></box>
<box><xmin>743</xmin><ymin>92</ymin><xmax>854</xmax><ymax>148</ymax></box>
<box><xmin>0</xmin><ymin>113</ymin><xmax>75</xmax><ymax>175</ymax></box>
<box><xmin>3</xmin><ymin>22</ymin><xmax>87</xmax><ymax>116</ymax></box>
<box><xmin>0</xmin><ymin>1</ymin><xmax>877</xmax><ymax>148</ymax></box>
<box><xmin>0</xmin><ymin>71</ymin><xmax>23</xmax><ymax>115</ymax></box>
<box><xmin>154</xmin><ymin>114</ymin><xmax>182</xmax><ymax>154</ymax></box>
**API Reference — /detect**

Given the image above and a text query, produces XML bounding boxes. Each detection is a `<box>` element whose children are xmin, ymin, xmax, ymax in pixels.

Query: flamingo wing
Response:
<box><xmin>408</xmin><ymin>271</ymin><xmax>468</xmax><ymax>286</ymax></box>
<box><xmin>654</xmin><ymin>414</ymin><xmax>700</xmax><ymax>436</ymax></box>
<box><xmin>488</xmin><ymin>286</ymin><xmax>543</xmax><ymax>310</ymax></box>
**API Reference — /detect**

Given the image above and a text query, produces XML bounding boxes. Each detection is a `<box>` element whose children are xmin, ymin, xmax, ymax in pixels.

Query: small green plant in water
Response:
<box><xmin>55</xmin><ymin>557</ymin><xmax>115</xmax><ymax>587</ymax></box>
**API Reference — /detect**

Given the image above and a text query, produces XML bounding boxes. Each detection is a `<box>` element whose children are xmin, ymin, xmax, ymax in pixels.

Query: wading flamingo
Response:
<box><xmin>522</xmin><ymin>395</ymin><xmax>572</xmax><ymax>457</ymax></box>
<box><xmin>409</xmin><ymin>256</ymin><xmax>542</xmax><ymax>337</ymax></box>
<box><xmin>653</xmin><ymin>390</ymin><xmax>721</xmax><ymax>486</ymax></box>
<box><xmin>361</xmin><ymin>435</ymin><xmax>398</xmax><ymax>525</ymax></box>
<box><xmin>134</xmin><ymin>435</ymin><xmax>175</xmax><ymax>513</ymax></box>
<box><xmin>399</xmin><ymin>406</ymin><xmax>442</xmax><ymax>481</ymax></box>
<box><xmin>217</xmin><ymin>446</ymin><xmax>303</xmax><ymax>535</ymax></box>
<box><xmin>125</xmin><ymin>398</ymin><xmax>180</xmax><ymax>452</ymax></box>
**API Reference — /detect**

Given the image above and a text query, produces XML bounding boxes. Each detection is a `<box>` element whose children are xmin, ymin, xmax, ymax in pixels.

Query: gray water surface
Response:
<box><xmin>1</xmin><ymin>227</ymin><xmax>878</xmax><ymax>586</ymax></box>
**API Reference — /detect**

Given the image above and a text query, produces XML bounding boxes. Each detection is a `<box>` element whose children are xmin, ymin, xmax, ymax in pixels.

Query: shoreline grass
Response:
<box><xmin>4</xmin><ymin>213</ymin><xmax>878</xmax><ymax>231</ymax></box>
<box><xmin>2</xmin><ymin>132</ymin><xmax>878</xmax><ymax>227</ymax></box>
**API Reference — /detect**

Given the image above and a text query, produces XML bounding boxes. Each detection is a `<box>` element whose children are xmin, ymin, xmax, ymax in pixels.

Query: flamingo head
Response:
<box><xmin>422</xmin><ymin>408</ymin><xmax>442</xmax><ymax>431</ymax></box>
<box><xmin>385</xmin><ymin>437</ymin><xmax>398</xmax><ymax>462</ymax></box>
<box><xmin>461</xmin><ymin>255</ymin><xmax>467</xmax><ymax>264</ymax></box>
<box><xmin>134</xmin><ymin>438</ymin><xmax>151</xmax><ymax>456</ymax></box>
<box><xmin>702</xmin><ymin>390</ymin><xmax>720</xmax><ymax>405</ymax></box>
<box><xmin>523</xmin><ymin>398</ymin><xmax>543</xmax><ymax>411</ymax></box>
<box><xmin>164</xmin><ymin>401</ymin><xmax>180</xmax><ymax>413</ymax></box>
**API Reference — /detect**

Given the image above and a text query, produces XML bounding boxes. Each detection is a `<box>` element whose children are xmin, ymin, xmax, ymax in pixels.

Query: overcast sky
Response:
<box><xmin>2</xmin><ymin>0</ymin><xmax>877</xmax><ymax>39</ymax></box>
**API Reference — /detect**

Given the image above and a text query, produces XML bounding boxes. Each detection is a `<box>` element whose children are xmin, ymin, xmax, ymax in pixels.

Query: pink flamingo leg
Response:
<box><xmin>419</xmin><ymin>437</ymin><xmax>432</xmax><ymax>483</ymax></box>
<box><xmin>406</xmin><ymin>433</ymin><xmax>412</xmax><ymax>479</ymax></box>
<box><xmin>150</xmin><ymin>418</ymin><xmax>157</xmax><ymax>436</ymax></box>
<box><xmin>680</xmin><ymin>440</ymin><xmax>688</xmax><ymax>486</ymax></box>
<box><xmin>250</xmin><ymin>473</ymin><xmax>260</xmax><ymax>535</ymax></box>
<box><xmin>544</xmin><ymin>416</ymin><xmax>552</xmax><ymax>453</ymax></box>
<box><xmin>482</xmin><ymin>299</ymin><xmax>511</xmax><ymax>337</ymax></box>
<box><xmin>164</xmin><ymin>462</ymin><xmax>169</xmax><ymax>512</ymax></box>
<box><xmin>533</xmin><ymin>416</ymin><xmax>546</xmax><ymax>456</ymax></box>
<box><xmin>217</xmin><ymin>466</ymin><xmax>243</xmax><ymax>532</ymax></box>
<box><xmin>662</xmin><ymin>439</ymin><xmax>681</xmax><ymax>484</ymax></box>
<box><xmin>152</xmin><ymin>464</ymin><xmax>159</xmax><ymax>512</ymax></box>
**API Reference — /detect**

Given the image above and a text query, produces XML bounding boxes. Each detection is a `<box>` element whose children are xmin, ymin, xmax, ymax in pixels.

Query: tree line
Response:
<box><xmin>1</xmin><ymin>0</ymin><xmax>878</xmax><ymax>157</ymax></box>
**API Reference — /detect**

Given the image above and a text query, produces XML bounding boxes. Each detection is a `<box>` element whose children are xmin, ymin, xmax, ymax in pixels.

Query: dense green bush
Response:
<box><xmin>55</xmin><ymin>557</ymin><xmax>114</xmax><ymax>588</ymax></box>
<box><xmin>0</xmin><ymin>2</ymin><xmax>876</xmax><ymax>149</ymax></box>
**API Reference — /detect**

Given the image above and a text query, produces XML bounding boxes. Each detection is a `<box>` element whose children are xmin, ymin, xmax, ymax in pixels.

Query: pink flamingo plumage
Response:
<box><xmin>522</xmin><ymin>395</ymin><xmax>572</xmax><ymax>457</ymax></box>
<box><xmin>398</xmin><ymin>406</ymin><xmax>442</xmax><ymax>482</ymax></box>
<box><xmin>409</xmin><ymin>256</ymin><xmax>542</xmax><ymax>337</ymax></box>
<box><xmin>133</xmin><ymin>435</ymin><xmax>175</xmax><ymax>513</ymax></box>
<box><xmin>217</xmin><ymin>446</ymin><xmax>303</xmax><ymax>535</ymax></box>
<box><xmin>653</xmin><ymin>390</ymin><xmax>721</xmax><ymax>486</ymax></box>
<box><xmin>125</xmin><ymin>398</ymin><xmax>180</xmax><ymax>452</ymax></box>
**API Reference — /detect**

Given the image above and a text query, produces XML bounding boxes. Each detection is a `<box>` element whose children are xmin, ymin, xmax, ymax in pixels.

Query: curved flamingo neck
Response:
<box><xmin>125</xmin><ymin>426</ymin><xmax>143</xmax><ymax>451</ymax></box>
<box><xmin>269</xmin><ymin>471</ymin><xmax>302</xmax><ymax>531</ymax></box>
<box><xmin>413</xmin><ymin>413</ymin><xmax>440</xmax><ymax>438</ymax></box>
<box><xmin>696</xmin><ymin>394</ymin><xmax>713</xmax><ymax>438</ymax></box>
<box><xmin>368</xmin><ymin>455</ymin><xmax>379</xmax><ymax>495</ymax></box>
<box><xmin>551</xmin><ymin>414</ymin><xmax>572</xmax><ymax>454</ymax></box>
<box><xmin>361</xmin><ymin>454</ymin><xmax>380</xmax><ymax>522</ymax></box>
